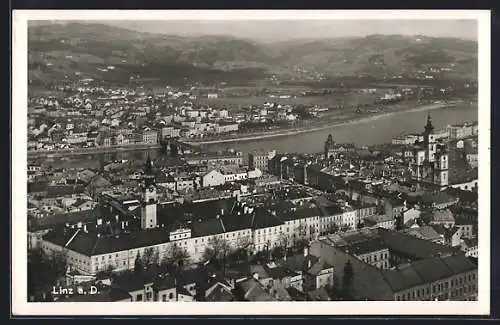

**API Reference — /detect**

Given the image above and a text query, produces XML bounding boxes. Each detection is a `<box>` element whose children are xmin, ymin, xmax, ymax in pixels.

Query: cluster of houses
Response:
<box><xmin>28</xmin><ymin>82</ymin><xmax>320</xmax><ymax>152</ymax></box>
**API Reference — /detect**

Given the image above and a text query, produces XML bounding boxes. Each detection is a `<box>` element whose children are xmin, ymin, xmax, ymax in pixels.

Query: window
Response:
<box><xmin>137</xmin><ymin>294</ymin><xmax>143</xmax><ymax>301</ymax></box>
<box><xmin>169</xmin><ymin>293</ymin><xmax>174</xmax><ymax>299</ymax></box>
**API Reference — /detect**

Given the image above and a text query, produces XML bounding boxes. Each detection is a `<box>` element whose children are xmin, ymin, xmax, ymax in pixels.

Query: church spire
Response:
<box><xmin>424</xmin><ymin>113</ymin><xmax>434</xmax><ymax>135</ymax></box>
<box><xmin>143</xmin><ymin>155</ymin><xmax>155</xmax><ymax>187</ymax></box>
<box><xmin>144</xmin><ymin>155</ymin><xmax>153</xmax><ymax>174</ymax></box>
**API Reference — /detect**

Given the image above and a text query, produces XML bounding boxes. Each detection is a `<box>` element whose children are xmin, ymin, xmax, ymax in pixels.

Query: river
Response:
<box><xmin>43</xmin><ymin>103</ymin><xmax>477</xmax><ymax>169</ymax></box>
<box><xmin>200</xmin><ymin>103</ymin><xmax>478</xmax><ymax>153</ymax></box>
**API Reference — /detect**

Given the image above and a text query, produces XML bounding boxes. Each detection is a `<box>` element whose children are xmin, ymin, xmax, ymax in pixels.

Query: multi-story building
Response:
<box><xmin>310</xmin><ymin>228</ymin><xmax>478</xmax><ymax>301</ymax></box>
<box><xmin>447</xmin><ymin>122</ymin><xmax>478</xmax><ymax>140</ymax></box>
<box><xmin>392</xmin><ymin>133</ymin><xmax>424</xmax><ymax>145</ymax></box>
<box><xmin>142</xmin><ymin>129</ymin><xmax>158</xmax><ymax>145</ymax></box>
<box><xmin>248</xmin><ymin>151</ymin><xmax>276</xmax><ymax>171</ymax></box>
<box><xmin>185</xmin><ymin>154</ymin><xmax>244</xmax><ymax>167</ymax></box>
<box><xmin>216</xmin><ymin>122</ymin><xmax>239</xmax><ymax>134</ymax></box>
<box><xmin>160</xmin><ymin>126</ymin><xmax>180</xmax><ymax>139</ymax></box>
<box><xmin>202</xmin><ymin>170</ymin><xmax>226</xmax><ymax>188</ymax></box>
<box><xmin>324</xmin><ymin>134</ymin><xmax>356</xmax><ymax>160</ymax></box>
<box><xmin>248</xmin><ymin>151</ymin><xmax>272</xmax><ymax>172</ymax></box>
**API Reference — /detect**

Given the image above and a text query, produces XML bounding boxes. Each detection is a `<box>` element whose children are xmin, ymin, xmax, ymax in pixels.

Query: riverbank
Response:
<box><xmin>184</xmin><ymin>100</ymin><xmax>467</xmax><ymax>146</ymax></box>
<box><xmin>27</xmin><ymin>99</ymin><xmax>469</xmax><ymax>159</ymax></box>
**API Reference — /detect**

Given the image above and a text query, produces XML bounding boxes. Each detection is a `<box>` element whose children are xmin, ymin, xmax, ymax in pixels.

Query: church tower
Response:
<box><xmin>324</xmin><ymin>134</ymin><xmax>335</xmax><ymax>160</ymax></box>
<box><xmin>433</xmin><ymin>144</ymin><xmax>449</xmax><ymax>187</ymax></box>
<box><xmin>141</xmin><ymin>156</ymin><xmax>158</xmax><ymax>229</ymax></box>
<box><xmin>423</xmin><ymin>113</ymin><xmax>437</xmax><ymax>163</ymax></box>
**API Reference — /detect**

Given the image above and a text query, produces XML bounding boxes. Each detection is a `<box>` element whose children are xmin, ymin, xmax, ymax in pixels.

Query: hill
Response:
<box><xmin>28</xmin><ymin>22</ymin><xmax>478</xmax><ymax>85</ymax></box>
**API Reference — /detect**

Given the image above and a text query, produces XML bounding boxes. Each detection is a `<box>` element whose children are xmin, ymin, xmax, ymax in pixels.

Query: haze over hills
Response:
<box><xmin>28</xmin><ymin>22</ymin><xmax>478</xmax><ymax>85</ymax></box>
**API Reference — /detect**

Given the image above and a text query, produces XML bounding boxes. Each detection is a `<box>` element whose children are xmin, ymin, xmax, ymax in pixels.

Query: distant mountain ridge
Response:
<box><xmin>28</xmin><ymin>22</ymin><xmax>478</xmax><ymax>84</ymax></box>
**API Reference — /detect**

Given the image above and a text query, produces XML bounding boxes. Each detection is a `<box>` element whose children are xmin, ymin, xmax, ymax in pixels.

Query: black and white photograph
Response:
<box><xmin>12</xmin><ymin>10</ymin><xmax>490</xmax><ymax>315</ymax></box>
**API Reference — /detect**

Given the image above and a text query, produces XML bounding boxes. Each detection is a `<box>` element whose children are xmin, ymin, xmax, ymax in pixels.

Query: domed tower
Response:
<box><xmin>141</xmin><ymin>156</ymin><xmax>157</xmax><ymax>229</ymax></box>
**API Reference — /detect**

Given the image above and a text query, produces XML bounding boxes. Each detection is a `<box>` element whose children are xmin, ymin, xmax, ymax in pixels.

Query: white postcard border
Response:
<box><xmin>11</xmin><ymin>9</ymin><xmax>491</xmax><ymax>316</ymax></box>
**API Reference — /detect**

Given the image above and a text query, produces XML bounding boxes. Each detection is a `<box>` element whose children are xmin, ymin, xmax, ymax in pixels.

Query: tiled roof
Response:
<box><xmin>238</xmin><ymin>278</ymin><xmax>276</xmax><ymax>301</ymax></box>
<box><xmin>377</xmin><ymin>228</ymin><xmax>458</xmax><ymax>259</ymax></box>
<box><xmin>403</xmin><ymin>226</ymin><xmax>443</xmax><ymax>241</ymax></box>
<box><xmin>382</xmin><ymin>265</ymin><xmax>423</xmax><ymax>292</ymax></box>
<box><xmin>29</xmin><ymin>208</ymin><xmax>102</xmax><ymax>232</ymax></box>
<box><xmin>43</xmin><ymin>228</ymin><xmax>171</xmax><ymax>256</ymax></box>
<box><xmin>346</xmin><ymin>237</ymin><xmax>389</xmax><ymax>256</ymax></box>
<box><xmin>251</xmin><ymin>208</ymin><xmax>284</xmax><ymax>230</ymax></box>
<box><xmin>432</xmin><ymin>209</ymin><xmax>455</xmax><ymax>223</ymax></box>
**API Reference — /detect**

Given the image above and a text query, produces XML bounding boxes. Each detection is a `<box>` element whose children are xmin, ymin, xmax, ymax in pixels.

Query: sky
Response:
<box><xmin>97</xmin><ymin>20</ymin><xmax>478</xmax><ymax>42</ymax></box>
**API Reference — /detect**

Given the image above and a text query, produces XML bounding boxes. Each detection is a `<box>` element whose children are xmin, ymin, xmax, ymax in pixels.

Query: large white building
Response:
<box><xmin>37</xmin><ymin>161</ymin><xmax>378</xmax><ymax>276</ymax></box>
<box><xmin>202</xmin><ymin>170</ymin><xmax>226</xmax><ymax>188</ymax></box>
<box><xmin>447</xmin><ymin>122</ymin><xmax>478</xmax><ymax>140</ymax></box>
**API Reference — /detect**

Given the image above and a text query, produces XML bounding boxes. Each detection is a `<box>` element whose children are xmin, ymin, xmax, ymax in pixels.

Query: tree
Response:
<box><xmin>228</xmin><ymin>247</ymin><xmax>248</xmax><ymax>264</ymax></box>
<box><xmin>164</xmin><ymin>243</ymin><xmax>190</xmax><ymax>268</ymax></box>
<box><xmin>141</xmin><ymin>247</ymin><xmax>159</xmax><ymax>267</ymax></box>
<box><xmin>28</xmin><ymin>248</ymin><xmax>67</xmax><ymax>298</ymax></box>
<box><xmin>376</xmin><ymin>204</ymin><xmax>385</xmax><ymax>215</ymax></box>
<box><xmin>295</xmin><ymin>222</ymin><xmax>308</xmax><ymax>243</ymax></box>
<box><xmin>205</xmin><ymin>236</ymin><xmax>231</xmax><ymax>262</ymax></box>
<box><xmin>395</xmin><ymin>211</ymin><xmax>405</xmax><ymax>230</ymax></box>
<box><xmin>169</xmin><ymin>142</ymin><xmax>179</xmax><ymax>157</ymax></box>
<box><xmin>419</xmin><ymin>201</ymin><xmax>435</xmax><ymax>225</ymax></box>
<box><xmin>202</xmin><ymin>247</ymin><xmax>216</xmax><ymax>263</ymax></box>
<box><xmin>342</xmin><ymin>260</ymin><xmax>354</xmax><ymax>298</ymax></box>
<box><xmin>229</xmin><ymin>235</ymin><xmax>252</xmax><ymax>264</ymax></box>
<box><xmin>134</xmin><ymin>252</ymin><xmax>144</xmax><ymax>274</ymax></box>
<box><xmin>96</xmin><ymin>265</ymin><xmax>115</xmax><ymax>280</ymax></box>
<box><xmin>340</xmin><ymin>225</ymin><xmax>351</xmax><ymax>232</ymax></box>
<box><xmin>271</xmin><ymin>246</ymin><xmax>285</xmax><ymax>261</ymax></box>
<box><xmin>278</xmin><ymin>232</ymin><xmax>291</xmax><ymax>255</ymax></box>
<box><xmin>329</xmin><ymin>222</ymin><xmax>339</xmax><ymax>234</ymax></box>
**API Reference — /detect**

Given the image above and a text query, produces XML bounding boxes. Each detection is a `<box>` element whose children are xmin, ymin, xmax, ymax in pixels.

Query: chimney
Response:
<box><xmin>220</xmin><ymin>208</ymin><xmax>224</xmax><ymax>216</ymax></box>
<box><xmin>121</xmin><ymin>221</ymin><xmax>125</xmax><ymax>229</ymax></box>
<box><xmin>115</xmin><ymin>215</ymin><xmax>119</xmax><ymax>223</ymax></box>
<box><xmin>77</xmin><ymin>222</ymin><xmax>82</xmax><ymax>229</ymax></box>
<box><xmin>97</xmin><ymin>218</ymin><xmax>102</xmax><ymax>226</ymax></box>
<box><xmin>308</xmin><ymin>259</ymin><xmax>312</xmax><ymax>269</ymax></box>
<box><xmin>303</xmin><ymin>246</ymin><xmax>309</xmax><ymax>257</ymax></box>
<box><xmin>83</xmin><ymin>224</ymin><xmax>88</xmax><ymax>233</ymax></box>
